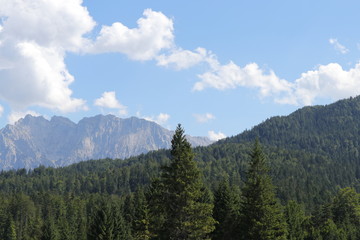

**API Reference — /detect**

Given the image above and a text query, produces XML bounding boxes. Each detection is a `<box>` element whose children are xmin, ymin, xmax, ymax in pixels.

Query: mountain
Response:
<box><xmin>221</xmin><ymin>95</ymin><xmax>360</xmax><ymax>157</ymax></box>
<box><xmin>29</xmin><ymin>95</ymin><xmax>358</xmax><ymax>207</ymax></box>
<box><xmin>1</xmin><ymin>96</ymin><xmax>360</xmax><ymax>209</ymax></box>
<box><xmin>0</xmin><ymin>114</ymin><xmax>212</xmax><ymax>170</ymax></box>
<box><xmin>1</xmin><ymin>98</ymin><xmax>360</xmax><ymax>240</ymax></box>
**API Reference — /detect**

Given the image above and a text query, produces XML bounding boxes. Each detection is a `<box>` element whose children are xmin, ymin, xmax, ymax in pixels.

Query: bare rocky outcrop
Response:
<box><xmin>0</xmin><ymin>115</ymin><xmax>213</xmax><ymax>170</ymax></box>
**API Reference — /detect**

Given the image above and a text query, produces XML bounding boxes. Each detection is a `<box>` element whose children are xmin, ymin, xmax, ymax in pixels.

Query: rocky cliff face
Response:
<box><xmin>0</xmin><ymin>115</ymin><xmax>213</xmax><ymax>169</ymax></box>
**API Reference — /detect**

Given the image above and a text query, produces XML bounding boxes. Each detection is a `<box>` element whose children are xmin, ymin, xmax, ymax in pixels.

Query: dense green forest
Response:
<box><xmin>1</xmin><ymin>96</ymin><xmax>360</xmax><ymax>239</ymax></box>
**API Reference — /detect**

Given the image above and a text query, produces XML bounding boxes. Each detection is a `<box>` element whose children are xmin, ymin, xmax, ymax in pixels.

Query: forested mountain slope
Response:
<box><xmin>1</xmin><ymin>97</ymin><xmax>360</xmax><ymax>211</ymax></box>
<box><xmin>222</xmin><ymin>96</ymin><xmax>360</xmax><ymax>159</ymax></box>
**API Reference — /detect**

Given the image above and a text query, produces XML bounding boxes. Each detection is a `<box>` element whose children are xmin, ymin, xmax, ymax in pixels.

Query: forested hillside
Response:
<box><xmin>222</xmin><ymin>96</ymin><xmax>360</xmax><ymax>157</ymax></box>
<box><xmin>1</xmin><ymin>97</ymin><xmax>360</xmax><ymax>239</ymax></box>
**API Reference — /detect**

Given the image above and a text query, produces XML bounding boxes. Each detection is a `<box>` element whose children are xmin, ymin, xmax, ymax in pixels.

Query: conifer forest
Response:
<box><xmin>1</xmin><ymin>96</ymin><xmax>360</xmax><ymax>239</ymax></box>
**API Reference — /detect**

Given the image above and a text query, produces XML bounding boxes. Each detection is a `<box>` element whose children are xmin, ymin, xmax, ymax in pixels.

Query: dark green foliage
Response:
<box><xmin>88</xmin><ymin>196</ymin><xmax>131</xmax><ymax>240</ymax></box>
<box><xmin>132</xmin><ymin>188</ymin><xmax>151</xmax><ymax>240</ymax></box>
<box><xmin>332</xmin><ymin>187</ymin><xmax>360</xmax><ymax>227</ymax></box>
<box><xmin>150</xmin><ymin>124</ymin><xmax>216</xmax><ymax>239</ymax></box>
<box><xmin>307</xmin><ymin>187</ymin><xmax>360</xmax><ymax>239</ymax></box>
<box><xmin>88</xmin><ymin>201</ymin><xmax>115</xmax><ymax>240</ymax></box>
<box><xmin>4</xmin><ymin>218</ymin><xmax>16</xmax><ymax>240</ymax></box>
<box><xmin>41</xmin><ymin>216</ymin><xmax>60</xmax><ymax>240</ymax></box>
<box><xmin>240</xmin><ymin>140</ymin><xmax>287</xmax><ymax>240</ymax></box>
<box><xmin>212</xmin><ymin>180</ymin><xmax>240</xmax><ymax>240</ymax></box>
<box><xmin>284</xmin><ymin>201</ymin><xmax>308</xmax><ymax>240</ymax></box>
<box><xmin>0</xmin><ymin>97</ymin><xmax>360</xmax><ymax>238</ymax></box>
<box><xmin>221</xmin><ymin>96</ymin><xmax>360</xmax><ymax>206</ymax></box>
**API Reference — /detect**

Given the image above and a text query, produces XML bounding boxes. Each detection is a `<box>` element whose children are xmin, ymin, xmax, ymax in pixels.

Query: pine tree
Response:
<box><xmin>88</xmin><ymin>201</ymin><xmax>115</xmax><ymax>240</ymax></box>
<box><xmin>41</xmin><ymin>216</ymin><xmax>60</xmax><ymax>240</ymax></box>
<box><xmin>240</xmin><ymin>140</ymin><xmax>287</xmax><ymax>240</ymax></box>
<box><xmin>152</xmin><ymin>124</ymin><xmax>216</xmax><ymax>239</ymax></box>
<box><xmin>132</xmin><ymin>188</ymin><xmax>151</xmax><ymax>240</ymax></box>
<box><xmin>4</xmin><ymin>217</ymin><xmax>17</xmax><ymax>240</ymax></box>
<box><xmin>113</xmin><ymin>202</ymin><xmax>132</xmax><ymax>240</ymax></box>
<box><xmin>284</xmin><ymin>200</ymin><xmax>307</xmax><ymax>240</ymax></box>
<box><xmin>212</xmin><ymin>180</ymin><xmax>239</xmax><ymax>240</ymax></box>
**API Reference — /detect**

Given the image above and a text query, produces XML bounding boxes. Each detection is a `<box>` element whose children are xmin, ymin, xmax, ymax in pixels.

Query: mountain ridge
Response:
<box><xmin>220</xmin><ymin>95</ymin><xmax>360</xmax><ymax>156</ymax></box>
<box><xmin>0</xmin><ymin>114</ymin><xmax>213</xmax><ymax>170</ymax></box>
<box><xmin>1</xmin><ymin>97</ymin><xmax>360</xmax><ymax>209</ymax></box>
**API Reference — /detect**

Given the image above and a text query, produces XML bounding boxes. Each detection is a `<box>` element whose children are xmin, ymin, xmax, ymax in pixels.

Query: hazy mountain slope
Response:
<box><xmin>0</xmin><ymin>115</ymin><xmax>212</xmax><ymax>169</ymax></box>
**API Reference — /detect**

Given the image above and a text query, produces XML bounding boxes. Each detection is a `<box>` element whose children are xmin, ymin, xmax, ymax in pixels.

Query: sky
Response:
<box><xmin>1</xmin><ymin>0</ymin><xmax>360</xmax><ymax>140</ymax></box>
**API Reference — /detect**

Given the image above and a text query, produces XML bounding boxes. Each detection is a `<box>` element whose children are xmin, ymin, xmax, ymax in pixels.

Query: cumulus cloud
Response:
<box><xmin>208</xmin><ymin>130</ymin><xmax>226</xmax><ymax>141</ymax></box>
<box><xmin>152</xmin><ymin>28</ymin><xmax>360</xmax><ymax>107</ymax></box>
<box><xmin>194</xmin><ymin>60</ymin><xmax>293</xmax><ymax>98</ymax></box>
<box><xmin>144</xmin><ymin>113</ymin><xmax>170</xmax><ymax>126</ymax></box>
<box><xmin>157</xmin><ymin>47</ymin><xmax>209</xmax><ymax>70</ymax></box>
<box><xmin>8</xmin><ymin>110</ymin><xmax>40</xmax><ymax>124</ymax></box>
<box><xmin>2</xmin><ymin>0</ymin><xmax>358</xmax><ymax>117</ymax></box>
<box><xmin>279</xmin><ymin>63</ymin><xmax>360</xmax><ymax>105</ymax></box>
<box><xmin>193</xmin><ymin>113</ymin><xmax>215</xmax><ymax>123</ymax></box>
<box><xmin>94</xmin><ymin>91</ymin><xmax>127</xmax><ymax>116</ymax></box>
<box><xmin>0</xmin><ymin>1</ymin><xmax>174</xmax><ymax>114</ymax></box>
<box><xmin>329</xmin><ymin>38</ymin><xmax>349</xmax><ymax>54</ymax></box>
<box><xmin>0</xmin><ymin>0</ymin><xmax>94</xmax><ymax>112</ymax></box>
<box><xmin>88</xmin><ymin>9</ymin><xmax>174</xmax><ymax>61</ymax></box>
<box><xmin>188</xmin><ymin>46</ymin><xmax>360</xmax><ymax>106</ymax></box>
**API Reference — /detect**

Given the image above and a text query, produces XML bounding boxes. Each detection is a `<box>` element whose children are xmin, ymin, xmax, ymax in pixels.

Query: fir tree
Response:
<box><xmin>132</xmin><ymin>187</ymin><xmax>151</xmax><ymax>240</ymax></box>
<box><xmin>284</xmin><ymin>200</ymin><xmax>307</xmax><ymax>240</ymax></box>
<box><xmin>212</xmin><ymin>180</ymin><xmax>239</xmax><ymax>240</ymax></box>
<box><xmin>88</xmin><ymin>200</ymin><xmax>115</xmax><ymax>240</ymax></box>
<box><xmin>240</xmin><ymin>140</ymin><xmax>287</xmax><ymax>240</ymax></box>
<box><xmin>41</xmin><ymin>216</ymin><xmax>60</xmax><ymax>240</ymax></box>
<box><xmin>4</xmin><ymin>217</ymin><xmax>16</xmax><ymax>240</ymax></box>
<box><xmin>152</xmin><ymin>124</ymin><xmax>216</xmax><ymax>239</ymax></box>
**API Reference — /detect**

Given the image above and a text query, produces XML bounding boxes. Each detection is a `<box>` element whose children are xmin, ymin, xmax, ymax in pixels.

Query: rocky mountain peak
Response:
<box><xmin>0</xmin><ymin>115</ymin><xmax>213</xmax><ymax>170</ymax></box>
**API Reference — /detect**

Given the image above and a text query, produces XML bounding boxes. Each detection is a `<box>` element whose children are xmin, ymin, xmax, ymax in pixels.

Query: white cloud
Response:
<box><xmin>194</xmin><ymin>61</ymin><xmax>293</xmax><ymax>98</ymax></box>
<box><xmin>8</xmin><ymin>110</ymin><xmax>40</xmax><ymax>124</ymax></box>
<box><xmin>88</xmin><ymin>9</ymin><xmax>174</xmax><ymax>61</ymax></box>
<box><xmin>0</xmin><ymin>0</ymin><xmax>93</xmax><ymax>112</ymax></box>
<box><xmin>329</xmin><ymin>38</ymin><xmax>349</xmax><ymax>54</ymax></box>
<box><xmin>0</xmin><ymin>0</ymin><xmax>95</xmax><ymax>51</ymax></box>
<box><xmin>4</xmin><ymin>41</ymin><xmax>87</xmax><ymax>112</ymax></box>
<box><xmin>0</xmin><ymin>2</ymin><xmax>175</xmax><ymax>114</ymax></box>
<box><xmin>94</xmin><ymin>91</ymin><xmax>127</xmax><ymax>116</ymax></box>
<box><xmin>188</xmin><ymin>46</ymin><xmax>360</xmax><ymax>106</ymax></box>
<box><xmin>208</xmin><ymin>130</ymin><xmax>226</xmax><ymax>141</ymax></box>
<box><xmin>157</xmin><ymin>47</ymin><xmax>209</xmax><ymax>70</ymax></box>
<box><xmin>279</xmin><ymin>63</ymin><xmax>360</xmax><ymax>105</ymax></box>
<box><xmin>193</xmin><ymin>113</ymin><xmax>215</xmax><ymax>123</ymax></box>
<box><xmin>0</xmin><ymin>105</ymin><xmax>3</xmax><ymax>117</ymax></box>
<box><xmin>144</xmin><ymin>113</ymin><xmax>170</xmax><ymax>126</ymax></box>
<box><xmin>1</xmin><ymin>0</ymin><xmax>358</xmax><ymax>117</ymax></box>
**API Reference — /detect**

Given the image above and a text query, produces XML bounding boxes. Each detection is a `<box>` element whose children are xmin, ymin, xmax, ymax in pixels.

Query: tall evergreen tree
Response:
<box><xmin>41</xmin><ymin>216</ymin><xmax>60</xmax><ymax>240</ymax></box>
<box><xmin>4</xmin><ymin>217</ymin><xmax>16</xmax><ymax>240</ymax></box>
<box><xmin>152</xmin><ymin>124</ymin><xmax>216</xmax><ymax>239</ymax></box>
<box><xmin>88</xmin><ymin>200</ymin><xmax>117</xmax><ymax>240</ymax></box>
<box><xmin>240</xmin><ymin>140</ymin><xmax>287</xmax><ymax>240</ymax></box>
<box><xmin>284</xmin><ymin>200</ymin><xmax>307</xmax><ymax>240</ymax></box>
<box><xmin>132</xmin><ymin>187</ymin><xmax>151</xmax><ymax>240</ymax></box>
<box><xmin>212</xmin><ymin>180</ymin><xmax>239</xmax><ymax>240</ymax></box>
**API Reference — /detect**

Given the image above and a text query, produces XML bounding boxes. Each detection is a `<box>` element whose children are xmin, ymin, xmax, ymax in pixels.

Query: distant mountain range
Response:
<box><xmin>1</xmin><ymin>97</ymin><xmax>360</xmax><ymax>209</ymax></box>
<box><xmin>0</xmin><ymin>115</ymin><xmax>213</xmax><ymax>170</ymax></box>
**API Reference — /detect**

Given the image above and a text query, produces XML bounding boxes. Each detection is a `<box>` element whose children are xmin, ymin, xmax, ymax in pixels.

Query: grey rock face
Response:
<box><xmin>0</xmin><ymin>115</ymin><xmax>213</xmax><ymax>170</ymax></box>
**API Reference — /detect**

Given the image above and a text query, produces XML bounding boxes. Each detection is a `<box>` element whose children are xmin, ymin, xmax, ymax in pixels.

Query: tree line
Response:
<box><xmin>0</xmin><ymin>125</ymin><xmax>359</xmax><ymax>239</ymax></box>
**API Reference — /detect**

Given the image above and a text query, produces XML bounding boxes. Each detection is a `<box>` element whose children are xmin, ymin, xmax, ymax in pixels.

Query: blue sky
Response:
<box><xmin>1</xmin><ymin>0</ymin><xmax>360</xmax><ymax>140</ymax></box>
